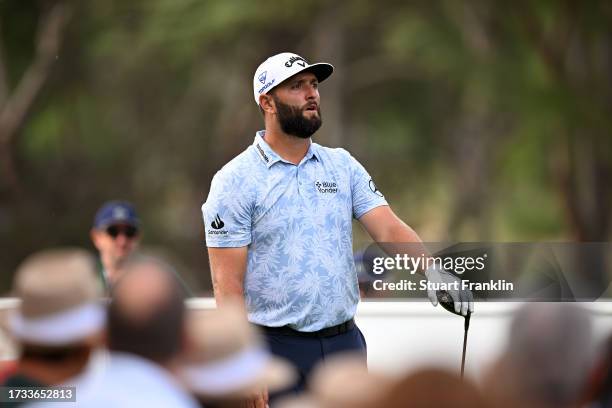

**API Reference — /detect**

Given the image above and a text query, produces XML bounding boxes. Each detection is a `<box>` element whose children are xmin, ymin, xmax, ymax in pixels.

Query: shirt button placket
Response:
<box><xmin>297</xmin><ymin>165</ymin><xmax>307</xmax><ymax>197</ymax></box>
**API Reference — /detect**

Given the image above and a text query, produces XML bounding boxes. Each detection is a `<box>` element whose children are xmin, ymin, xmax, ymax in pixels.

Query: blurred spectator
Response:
<box><xmin>180</xmin><ymin>302</ymin><xmax>295</xmax><ymax>408</ymax></box>
<box><xmin>2</xmin><ymin>249</ymin><xmax>104</xmax><ymax>405</ymax></box>
<box><xmin>306</xmin><ymin>354</ymin><xmax>392</xmax><ymax>408</ymax></box>
<box><xmin>482</xmin><ymin>303</ymin><xmax>593</xmax><ymax>408</ymax></box>
<box><xmin>372</xmin><ymin>368</ymin><xmax>489</xmax><ymax>408</ymax></box>
<box><xmin>90</xmin><ymin>201</ymin><xmax>141</xmax><ymax>290</ymax></box>
<box><xmin>75</xmin><ymin>255</ymin><xmax>198</xmax><ymax>408</ymax></box>
<box><xmin>582</xmin><ymin>334</ymin><xmax>612</xmax><ymax>407</ymax></box>
<box><xmin>278</xmin><ymin>362</ymin><xmax>486</xmax><ymax>408</ymax></box>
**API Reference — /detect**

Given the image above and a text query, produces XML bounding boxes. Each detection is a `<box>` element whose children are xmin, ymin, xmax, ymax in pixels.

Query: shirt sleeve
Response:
<box><xmin>202</xmin><ymin>169</ymin><xmax>252</xmax><ymax>247</ymax></box>
<box><xmin>347</xmin><ymin>152</ymin><xmax>389</xmax><ymax>219</ymax></box>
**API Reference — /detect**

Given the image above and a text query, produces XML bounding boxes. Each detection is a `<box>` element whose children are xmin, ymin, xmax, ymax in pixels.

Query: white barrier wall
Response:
<box><xmin>184</xmin><ymin>298</ymin><xmax>612</xmax><ymax>380</ymax></box>
<box><xmin>3</xmin><ymin>298</ymin><xmax>612</xmax><ymax>381</ymax></box>
<box><xmin>355</xmin><ymin>301</ymin><xmax>612</xmax><ymax>380</ymax></box>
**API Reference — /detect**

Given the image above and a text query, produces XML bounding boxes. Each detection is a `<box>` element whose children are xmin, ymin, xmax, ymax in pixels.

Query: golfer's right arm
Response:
<box><xmin>207</xmin><ymin>246</ymin><xmax>268</xmax><ymax>408</ymax></box>
<box><xmin>207</xmin><ymin>246</ymin><xmax>248</xmax><ymax>307</ymax></box>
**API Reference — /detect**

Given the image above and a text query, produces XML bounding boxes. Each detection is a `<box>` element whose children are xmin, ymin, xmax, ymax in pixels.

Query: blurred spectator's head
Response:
<box><xmin>276</xmin><ymin>354</ymin><xmax>391</xmax><ymax>408</ymax></box>
<box><xmin>484</xmin><ymin>303</ymin><xmax>593</xmax><ymax>408</ymax></box>
<box><xmin>107</xmin><ymin>255</ymin><xmax>185</xmax><ymax>365</ymax></box>
<box><xmin>374</xmin><ymin>368</ymin><xmax>488</xmax><ymax>408</ymax></box>
<box><xmin>8</xmin><ymin>248</ymin><xmax>104</xmax><ymax>381</ymax></box>
<box><xmin>90</xmin><ymin>201</ymin><xmax>140</xmax><ymax>281</ymax></box>
<box><xmin>583</xmin><ymin>334</ymin><xmax>612</xmax><ymax>407</ymax></box>
<box><xmin>180</xmin><ymin>301</ymin><xmax>295</xmax><ymax>407</ymax></box>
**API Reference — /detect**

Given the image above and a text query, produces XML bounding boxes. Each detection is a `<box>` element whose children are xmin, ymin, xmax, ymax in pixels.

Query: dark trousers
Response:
<box><xmin>262</xmin><ymin>324</ymin><xmax>367</xmax><ymax>404</ymax></box>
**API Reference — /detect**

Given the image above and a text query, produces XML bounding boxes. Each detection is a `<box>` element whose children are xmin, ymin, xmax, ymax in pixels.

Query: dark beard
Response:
<box><xmin>273</xmin><ymin>96</ymin><xmax>322</xmax><ymax>139</ymax></box>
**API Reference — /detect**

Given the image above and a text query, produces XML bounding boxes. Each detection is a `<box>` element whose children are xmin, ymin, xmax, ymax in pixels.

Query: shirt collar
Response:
<box><xmin>253</xmin><ymin>131</ymin><xmax>319</xmax><ymax>168</ymax></box>
<box><xmin>304</xmin><ymin>142</ymin><xmax>319</xmax><ymax>163</ymax></box>
<box><xmin>253</xmin><ymin>131</ymin><xmax>281</xmax><ymax>168</ymax></box>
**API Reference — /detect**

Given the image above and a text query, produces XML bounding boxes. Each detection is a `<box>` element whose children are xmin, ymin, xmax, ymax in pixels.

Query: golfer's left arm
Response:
<box><xmin>358</xmin><ymin>206</ymin><xmax>474</xmax><ymax>315</ymax></box>
<box><xmin>358</xmin><ymin>205</ymin><xmax>429</xmax><ymax>274</ymax></box>
<box><xmin>358</xmin><ymin>205</ymin><xmax>424</xmax><ymax>247</ymax></box>
<box><xmin>346</xmin><ymin>150</ymin><xmax>472</xmax><ymax>314</ymax></box>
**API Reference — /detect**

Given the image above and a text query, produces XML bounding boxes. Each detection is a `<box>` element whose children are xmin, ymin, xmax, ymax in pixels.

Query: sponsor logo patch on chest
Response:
<box><xmin>315</xmin><ymin>181</ymin><xmax>338</xmax><ymax>194</ymax></box>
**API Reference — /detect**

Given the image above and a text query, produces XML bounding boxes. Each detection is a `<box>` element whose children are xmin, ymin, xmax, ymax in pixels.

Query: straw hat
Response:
<box><xmin>8</xmin><ymin>248</ymin><xmax>105</xmax><ymax>346</ymax></box>
<box><xmin>308</xmin><ymin>354</ymin><xmax>393</xmax><ymax>408</ymax></box>
<box><xmin>277</xmin><ymin>354</ymin><xmax>393</xmax><ymax>408</ymax></box>
<box><xmin>180</xmin><ymin>302</ymin><xmax>296</xmax><ymax>398</ymax></box>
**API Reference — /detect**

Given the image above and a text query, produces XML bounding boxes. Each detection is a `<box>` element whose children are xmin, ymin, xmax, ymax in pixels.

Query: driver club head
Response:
<box><xmin>436</xmin><ymin>290</ymin><xmax>470</xmax><ymax>318</ymax></box>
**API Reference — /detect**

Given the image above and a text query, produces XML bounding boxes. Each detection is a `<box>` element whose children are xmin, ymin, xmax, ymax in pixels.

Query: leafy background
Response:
<box><xmin>1</xmin><ymin>0</ymin><xmax>610</xmax><ymax>294</ymax></box>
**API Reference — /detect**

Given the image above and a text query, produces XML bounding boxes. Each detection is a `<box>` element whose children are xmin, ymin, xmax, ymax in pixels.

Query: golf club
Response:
<box><xmin>436</xmin><ymin>290</ymin><xmax>471</xmax><ymax>379</ymax></box>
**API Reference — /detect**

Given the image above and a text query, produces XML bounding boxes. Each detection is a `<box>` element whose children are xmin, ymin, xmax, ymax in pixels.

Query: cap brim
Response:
<box><xmin>8</xmin><ymin>303</ymin><xmax>105</xmax><ymax>346</ymax></box>
<box><xmin>303</xmin><ymin>63</ymin><xmax>334</xmax><ymax>84</ymax></box>
<box><xmin>272</xmin><ymin>62</ymin><xmax>334</xmax><ymax>94</ymax></box>
<box><xmin>224</xmin><ymin>356</ymin><xmax>296</xmax><ymax>398</ymax></box>
<box><xmin>95</xmin><ymin>219</ymin><xmax>139</xmax><ymax>230</ymax></box>
<box><xmin>183</xmin><ymin>351</ymin><xmax>297</xmax><ymax>399</ymax></box>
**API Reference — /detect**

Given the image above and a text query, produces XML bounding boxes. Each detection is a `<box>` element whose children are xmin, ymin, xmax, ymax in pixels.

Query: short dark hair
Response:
<box><xmin>107</xmin><ymin>257</ymin><xmax>186</xmax><ymax>363</ymax></box>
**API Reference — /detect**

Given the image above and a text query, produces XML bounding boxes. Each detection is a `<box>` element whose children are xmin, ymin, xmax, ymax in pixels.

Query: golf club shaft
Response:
<box><xmin>461</xmin><ymin>314</ymin><xmax>470</xmax><ymax>379</ymax></box>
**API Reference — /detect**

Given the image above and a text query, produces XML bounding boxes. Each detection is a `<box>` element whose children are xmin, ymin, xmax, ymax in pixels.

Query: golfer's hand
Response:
<box><xmin>425</xmin><ymin>267</ymin><xmax>474</xmax><ymax>316</ymax></box>
<box><xmin>244</xmin><ymin>386</ymin><xmax>268</xmax><ymax>408</ymax></box>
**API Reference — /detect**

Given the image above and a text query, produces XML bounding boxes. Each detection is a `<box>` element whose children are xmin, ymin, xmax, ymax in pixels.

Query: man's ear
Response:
<box><xmin>259</xmin><ymin>93</ymin><xmax>275</xmax><ymax>114</ymax></box>
<box><xmin>90</xmin><ymin>228</ymin><xmax>101</xmax><ymax>249</ymax></box>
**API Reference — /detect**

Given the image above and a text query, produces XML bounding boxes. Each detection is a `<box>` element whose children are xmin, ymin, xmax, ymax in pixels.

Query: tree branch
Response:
<box><xmin>0</xmin><ymin>2</ymin><xmax>71</xmax><ymax>191</ymax></box>
<box><xmin>0</xmin><ymin>24</ymin><xmax>9</xmax><ymax>107</ymax></box>
<box><xmin>0</xmin><ymin>2</ymin><xmax>71</xmax><ymax>145</ymax></box>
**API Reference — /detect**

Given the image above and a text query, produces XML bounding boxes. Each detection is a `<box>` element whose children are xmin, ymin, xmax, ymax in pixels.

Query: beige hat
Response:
<box><xmin>277</xmin><ymin>354</ymin><xmax>393</xmax><ymax>408</ymax></box>
<box><xmin>180</xmin><ymin>302</ymin><xmax>296</xmax><ymax>398</ymax></box>
<box><xmin>8</xmin><ymin>248</ymin><xmax>105</xmax><ymax>346</ymax></box>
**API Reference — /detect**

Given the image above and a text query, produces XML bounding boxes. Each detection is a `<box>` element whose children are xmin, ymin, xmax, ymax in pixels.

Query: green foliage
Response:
<box><xmin>1</xmin><ymin>0</ymin><xmax>611</xmax><ymax>292</ymax></box>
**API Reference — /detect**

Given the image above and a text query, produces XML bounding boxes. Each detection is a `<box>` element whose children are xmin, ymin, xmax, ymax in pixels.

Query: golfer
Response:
<box><xmin>202</xmin><ymin>52</ymin><xmax>473</xmax><ymax>402</ymax></box>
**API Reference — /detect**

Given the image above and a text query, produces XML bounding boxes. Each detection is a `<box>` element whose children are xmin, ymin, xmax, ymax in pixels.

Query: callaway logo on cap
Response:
<box><xmin>253</xmin><ymin>52</ymin><xmax>334</xmax><ymax>105</ymax></box>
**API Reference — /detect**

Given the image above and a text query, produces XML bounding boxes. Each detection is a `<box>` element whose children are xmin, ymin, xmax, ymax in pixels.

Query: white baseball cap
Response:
<box><xmin>253</xmin><ymin>52</ymin><xmax>334</xmax><ymax>105</ymax></box>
